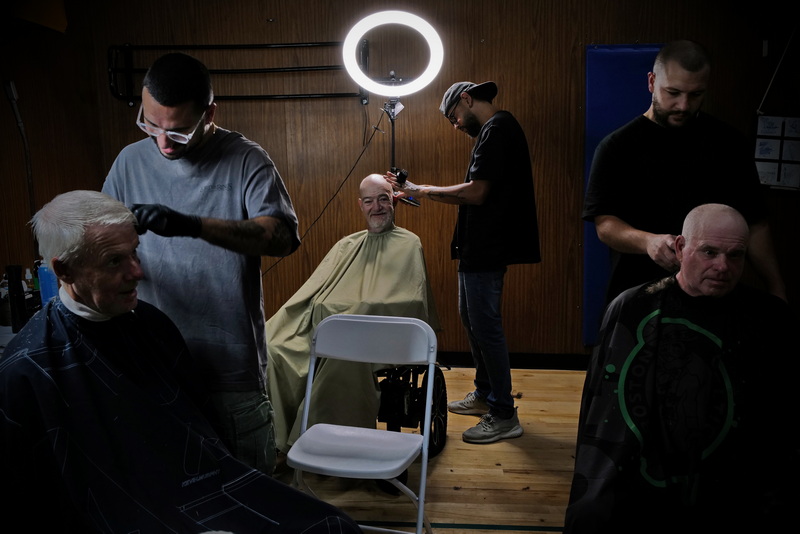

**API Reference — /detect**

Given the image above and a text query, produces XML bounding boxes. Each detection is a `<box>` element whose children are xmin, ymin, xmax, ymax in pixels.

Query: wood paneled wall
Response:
<box><xmin>2</xmin><ymin>0</ymin><xmax>797</xmax><ymax>357</ymax></box>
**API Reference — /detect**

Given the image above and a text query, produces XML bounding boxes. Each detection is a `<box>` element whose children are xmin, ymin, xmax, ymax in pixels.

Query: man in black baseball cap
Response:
<box><xmin>387</xmin><ymin>80</ymin><xmax>541</xmax><ymax>444</ymax></box>
<box><xmin>439</xmin><ymin>81</ymin><xmax>498</xmax><ymax>116</ymax></box>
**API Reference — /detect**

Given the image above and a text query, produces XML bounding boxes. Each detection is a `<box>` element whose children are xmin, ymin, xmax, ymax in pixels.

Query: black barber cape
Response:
<box><xmin>564</xmin><ymin>277</ymin><xmax>799</xmax><ymax>534</ymax></box>
<box><xmin>0</xmin><ymin>298</ymin><xmax>358</xmax><ymax>533</ymax></box>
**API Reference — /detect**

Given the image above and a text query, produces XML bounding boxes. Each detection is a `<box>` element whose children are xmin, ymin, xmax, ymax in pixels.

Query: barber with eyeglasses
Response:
<box><xmin>102</xmin><ymin>52</ymin><xmax>301</xmax><ymax>476</ymax></box>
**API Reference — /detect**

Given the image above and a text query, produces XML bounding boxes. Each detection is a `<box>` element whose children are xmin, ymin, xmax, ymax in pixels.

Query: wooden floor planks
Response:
<box><xmin>276</xmin><ymin>366</ymin><xmax>586</xmax><ymax>533</ymax></box>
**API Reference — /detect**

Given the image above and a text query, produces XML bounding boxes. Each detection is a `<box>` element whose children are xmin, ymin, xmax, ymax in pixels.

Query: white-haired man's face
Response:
<box><xmin>675</xmin><ymin>215</ymin><xmax>748</xmax><ymax>297</ymax></box>
<box><xmin>358</xmin><ymin>179</ymin><xmax>395</xmax><ymax>234</ymax></box>
<box><xmin>60</xmin><ymin>223</ymin><xmax>144</xmax><ymax>316</ymax></box>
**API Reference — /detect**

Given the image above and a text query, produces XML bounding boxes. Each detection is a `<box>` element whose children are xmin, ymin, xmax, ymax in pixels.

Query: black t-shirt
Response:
<box><xmin>452</xmin><ymin>110</ymin><xmax>542</xmax><ymax>271</ymax></box>
<box><xmin>583</xmin><ymin>113</ymin><xmax>767</xmax><ymax>301</ymax></box>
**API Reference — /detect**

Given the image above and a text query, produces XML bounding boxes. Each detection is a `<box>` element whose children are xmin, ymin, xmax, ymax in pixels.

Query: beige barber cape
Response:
<box><xmin>266</xmin><ymin>226</ymin><xmax>440</xmax><ymax>453</ymax></box>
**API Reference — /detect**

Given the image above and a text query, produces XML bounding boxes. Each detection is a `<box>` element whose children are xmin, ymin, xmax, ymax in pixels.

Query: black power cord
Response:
<box><xmin>261</xmin><ymin>103</ymin><xmax>387</xmax><ymax>276</ymax></box>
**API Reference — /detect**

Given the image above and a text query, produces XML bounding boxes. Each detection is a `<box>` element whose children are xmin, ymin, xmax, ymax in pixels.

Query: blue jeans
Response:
<box><xmin>458</xmin><ymin>270</ymin><xmax>515</xmax><ymax>419</ymax></box>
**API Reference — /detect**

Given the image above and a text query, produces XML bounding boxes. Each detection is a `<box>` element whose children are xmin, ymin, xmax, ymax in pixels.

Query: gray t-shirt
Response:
<box><xmin>103</xmin><ymin>128</ymin><xmax>300</xmax><ymax>392</ymax></box>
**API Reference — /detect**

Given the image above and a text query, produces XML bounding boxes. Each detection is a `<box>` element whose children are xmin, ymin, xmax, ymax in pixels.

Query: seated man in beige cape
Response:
<box><xmin>266</xmin><ymin>174</ymin><xmax>441</xmax><ymax>454</ymax></box>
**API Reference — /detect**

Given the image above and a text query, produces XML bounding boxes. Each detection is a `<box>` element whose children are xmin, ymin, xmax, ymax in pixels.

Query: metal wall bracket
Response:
<box><xmin>107</xmin><ymin>42</ymin><xmax>369</xmax><ymax>106</ymax></box>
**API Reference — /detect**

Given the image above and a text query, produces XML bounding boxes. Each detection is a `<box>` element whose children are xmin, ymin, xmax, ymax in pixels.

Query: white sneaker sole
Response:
<box><xmin>462</xmin><ymin>424</ymin><xmax>524</xmax><ymax>444</ymax></box>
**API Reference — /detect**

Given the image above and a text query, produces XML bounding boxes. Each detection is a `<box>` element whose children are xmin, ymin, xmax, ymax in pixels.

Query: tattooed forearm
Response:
<box><xmin>428</xmin><ymin>190</ymin><xmax>466</xmax><ymax>200</ymax></box>
<box><xmin>264</xmin><ymin>219</ymin><xmax>293</xmax><ymax>257</ymax></box>
<box><xmin>201</xmin><ymin>217</ymin><xmax>295</xmax><ymax>256</ymax></box>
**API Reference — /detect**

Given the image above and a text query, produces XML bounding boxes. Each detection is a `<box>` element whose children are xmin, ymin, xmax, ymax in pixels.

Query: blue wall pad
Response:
<box><xmin>582</xmin><ymin>43</ymin><xmax>661</xmax><ymax>345</ymax></box>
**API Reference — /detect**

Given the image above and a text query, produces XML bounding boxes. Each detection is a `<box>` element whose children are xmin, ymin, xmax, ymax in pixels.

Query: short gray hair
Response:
<box><xmin>31</xmin><ymin>190</ymin><xmax>135</xmax><ymax>268</ymax></box>
<box><xmin>654</xmin><ymin>39</ymin><xmax>711</xmax><ymax>73</ymax></box>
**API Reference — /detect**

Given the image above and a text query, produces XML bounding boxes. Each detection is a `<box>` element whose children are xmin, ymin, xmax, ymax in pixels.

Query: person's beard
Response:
<box><xmin>460</xmin><ymin>113</ymin><xmax>482</xmax><ymax>138</ymax></box>
<box><xmin>651</xmin><ymin>96</ymin><xmax>696</xmax><ymax>129</ymax></box>
<box><xmin>151</xmin><ymin>131</ymin><xmax>205</xmax><ymax>160</ymax></box>
<box><xmin>151</xmin><ymin>136</ymin><xmax>190</xmax><ymax>160</ymax></box>
<box><xmin>367</xmin><ymin>212</ymin><xmax>394</xmax><ymax>233</ymax></box>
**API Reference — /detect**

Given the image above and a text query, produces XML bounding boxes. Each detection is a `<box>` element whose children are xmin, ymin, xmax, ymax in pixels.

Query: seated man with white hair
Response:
<box><xmin>267</xmin><ymin>174</ymin><xmax>440</xmax><ymax>455</ymax></box>
<box><xmin>0</xmin><ymin>190</ymin><xmax>360</xmax><ymax>533</ymax></box>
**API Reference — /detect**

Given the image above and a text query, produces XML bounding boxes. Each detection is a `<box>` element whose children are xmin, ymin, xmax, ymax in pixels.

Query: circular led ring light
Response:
<box><xmin>343</xmin><ymin>11</ymin><xmax>444</xmax><ymax>97</ymax></box>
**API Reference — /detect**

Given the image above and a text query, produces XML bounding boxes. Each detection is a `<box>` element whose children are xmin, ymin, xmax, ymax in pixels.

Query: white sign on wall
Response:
<box><xmin>755</xmin><ymin>116</ymin><xmax>800</xmax><ymax>189</ymax></box>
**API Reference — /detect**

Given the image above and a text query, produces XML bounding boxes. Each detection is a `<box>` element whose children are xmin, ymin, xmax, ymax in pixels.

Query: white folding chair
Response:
<box><xmin>286</xmin><ymin>314</ymin><xmax>438</xmax><ymax>534</ymax></box>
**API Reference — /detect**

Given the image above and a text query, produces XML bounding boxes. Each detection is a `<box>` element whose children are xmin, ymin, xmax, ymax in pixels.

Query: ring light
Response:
<box><xmin>343</xmin><ymin>10</ymin><xmax>443</xmax><ymax>97</ymax></box>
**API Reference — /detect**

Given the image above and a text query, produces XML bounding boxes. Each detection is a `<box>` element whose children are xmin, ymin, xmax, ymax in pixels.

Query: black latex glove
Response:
<box><xmin>131</xmin><ymin>204</ymin><xmax>202</xmax><ymax>238</ymax></box>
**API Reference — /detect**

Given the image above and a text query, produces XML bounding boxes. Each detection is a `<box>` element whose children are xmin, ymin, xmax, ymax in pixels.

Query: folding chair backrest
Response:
<box><xmin>311</xmin><ymin>314</ymin><xmax>436</xmax><ymax>366</ymax></box>
<box><xmin>299</xmin><ymin>314</ymin><xmax>437</xmax><ymax>436</ymax></box>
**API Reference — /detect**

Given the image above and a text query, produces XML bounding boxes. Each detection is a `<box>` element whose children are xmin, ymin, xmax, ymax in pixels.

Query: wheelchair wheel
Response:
<box><xmin>376</xmin><ymin>364</ymin><xmax>448</xmax><ymax>458</ymax></box>
<box><xmin>421</xmin><ymin>365</ymin><xmax>447</xmax><ymax>458</ymax></box>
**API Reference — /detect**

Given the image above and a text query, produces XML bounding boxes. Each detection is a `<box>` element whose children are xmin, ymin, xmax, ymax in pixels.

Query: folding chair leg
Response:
<box><xmin>377</xmin><ymin>478</ymin><xmax>433</xmax><ymax>534</ymax></box>
<box><xmin>291</xmin><ymin>469</ymin><xmax>317</xmax><ymax>498</ymax></box>
<box><xmin>359</xmin><ymin>524</ymin><xmax>433</xmax><ymax>534</ymax></box>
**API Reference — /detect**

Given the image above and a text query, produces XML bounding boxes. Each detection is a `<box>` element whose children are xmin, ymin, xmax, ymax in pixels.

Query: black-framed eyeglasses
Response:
<box><xmin>446</xmin><ymin>98</ymin><xmax>461</xmax><ymax>125</ymax></box>
<box><xmin>136</xmin><ymin>104</ymin><xmax>207</xmax><ymax>144</ymax></box>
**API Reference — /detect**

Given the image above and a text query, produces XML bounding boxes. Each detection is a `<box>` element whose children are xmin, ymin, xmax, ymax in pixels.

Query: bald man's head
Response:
<box><xmin>358</xmin><ymin>174</ymin><xmax>395</xmax><ymax>233</ymax></box>
<box><xmin>675</xmin><ymin>203</ymin><xmax>749</xmax><ymax>297</ymax></box>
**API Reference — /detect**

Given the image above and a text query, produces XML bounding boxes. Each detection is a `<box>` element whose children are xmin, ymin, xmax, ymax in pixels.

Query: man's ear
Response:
<box><xmin>51</xmin><ymin>258</ymin><xmax>73</xmax><ymax>284</ymax></box>
<box><xmin>205</xmin><ymin>102</ymin><xmax>217</xmax><ymax>124</ymax></box>
<box><xmin>674</xmin><ymin>235</ymin><xmax>686</xmax><ymax>262</ymax></box>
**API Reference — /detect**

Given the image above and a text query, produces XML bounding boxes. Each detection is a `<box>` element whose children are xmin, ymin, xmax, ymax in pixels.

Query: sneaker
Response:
<box><xmin>447</xmin><ymin>391</ymin><xmax>490</xmax><ymax>415</ymax></box>
<box><xmin>462</xmin><ymin>409</ymin><xmax>523</xmax><ymax>444</ymax></box>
